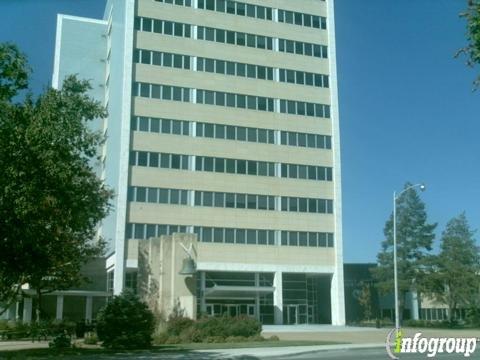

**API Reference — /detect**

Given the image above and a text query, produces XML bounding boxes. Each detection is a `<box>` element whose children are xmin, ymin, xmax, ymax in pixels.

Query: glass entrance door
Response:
<box><xmin>287</xmin><ymin>305</ymin><xmax>298</xmax><ymax>324</ymax></box>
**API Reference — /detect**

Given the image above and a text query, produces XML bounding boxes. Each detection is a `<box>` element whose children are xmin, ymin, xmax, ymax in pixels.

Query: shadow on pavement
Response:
<box><xmin>0</xmin><ymin>348</ymin><xmax>262</xmax><ymax>359</ymax></box>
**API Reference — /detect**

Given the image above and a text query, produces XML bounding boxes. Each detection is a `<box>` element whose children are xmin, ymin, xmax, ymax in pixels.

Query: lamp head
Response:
<box><xmin>419</xmin><ymin>184</ymin><xmax>426</xmax><ymax>192</ymax></box>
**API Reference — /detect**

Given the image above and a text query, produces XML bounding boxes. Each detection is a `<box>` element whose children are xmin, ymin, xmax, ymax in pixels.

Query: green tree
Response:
<box><xmin>457</xmin><ymin>0</ymin><xmax>480</xmax><ymax>88</ymax></box>
<box><xmin>372</xmin><ymin>182</ymin><xmax>437</xmax><ymax>323</ymax></box>
<box><xmin>357</xmin><ymin>282</ymin><xmax>374</xmax><ymax>321</ymax></box>
<box><xmin>0</xmin><ymin>43</ymin><xmax>112</xmax><ymax>319</ymax></box>
<box><xmin>420</xmin><ymin>213</ymin><xmax>480</xmax><ymax>324</ymax></box>
<box><xmin>0</xmin><ymin>43</ymin><xmax>29</xmax><ymax>101</ymax></box>
<box><xmin>96</xmin><ymin>291</ymin><xmax>155</xmax><ymax>349</ymax></box>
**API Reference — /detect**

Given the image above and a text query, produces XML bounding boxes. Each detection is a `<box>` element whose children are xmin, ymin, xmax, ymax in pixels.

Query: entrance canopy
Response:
<box><xmin>204</xmin><ymin>285</ymin><xmax>274</xmax><ymax>299</ymax></box>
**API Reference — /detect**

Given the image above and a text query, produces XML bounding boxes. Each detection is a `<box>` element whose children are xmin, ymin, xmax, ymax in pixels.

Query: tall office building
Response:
<box><xmin>53</xmin><ymin>0</ymin><xmax>345</xmax><ymax>325</ymax></box>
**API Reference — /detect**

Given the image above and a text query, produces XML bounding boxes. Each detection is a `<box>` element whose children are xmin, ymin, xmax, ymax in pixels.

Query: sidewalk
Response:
<box><xmin>195</xmin><ymin>343</ymin><xmax>385</xmax><ymax>358</ymax></box>
<box><xmin>0</xmin><ymin>340</ymin><xmax>49</xmax><ymax>351</ymax></box>
<box><xmin>262</xmin><ymin>325</ymin><xmax>480</xmax><ymax>345</ymax></box>
<box><xmin>262</xmin><ymin>325</ymin><xmax>390</xmax><ymax>344</ymax></box>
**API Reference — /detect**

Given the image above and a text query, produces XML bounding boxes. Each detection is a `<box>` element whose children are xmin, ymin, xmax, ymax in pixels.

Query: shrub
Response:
<box><xmin>179</xmin><ymin>327</ymin><xmax>203</xmax><ymax>343</ymax></box>
<box><xmin>268</xmin><ymin>335</ymin><xmax>280</xmax><ymax>341</ymax></box>
<box><xmin>164</xmin><ymin>335</ymin><xmax>182</xmax><ymax>344</ymax></box>
<box><xmin>96</xmin><ymin>291</ymin><xmax>155</xmax><ymax>349</ymax></box>
<box><xmin>83</xmin><ymin>332</ymin><xmax>98</xmax><ymax>345</ymax></box>
<box><xmin>248</xmin><ymin>335</ymin><xmax>265</xmax><ymax>342</ymax></box>
<box><xmin>0</xmin><ymin>320</ymin><xmax>8</xmax><ymax>331</ymax></box>
<box><xmin>153</xmin><ymin>332</ymin><xmax>169</xmax><ymax>345</ymax></box>
<box><xmin>193</xmin><ymin>315</ymin><xmax>261</xmax><ymax>339</ymax></box>
<box><xmin>166</xmin><ymin>316</ymin><xmax>194</xmax><ymax>336</ymax></box>
<box><xmin>466</xmin><ymin>308</ymin><xmax>480</xmax><ymax>326</ymax></box>
<box><xmin>204</xmin><ymin>335</ymin><xmax>225</xmax><ymax>343</ymax></box>
<box><xmin>48</xmin><ymin>332</ymin><xmax>72</xmax><ymax>349</ymax></box>
<box><xmin>226</xmin><ymin>315</ymin><xmax>262</xmax><ymax>337</ymax></box>
<box><xmin>225</xmin><ymin>336</ymin><xmax>248</xmax><ymax>343</ymax></box>
<box><xmin>404</xmin><ymin>319</ymin><xmax>457</xmax><ymax>329</ymax></box>
<box><xmin>49</xmin><ymin>320</ymin><xmax>76</xmax><ymax>337</ymax></box>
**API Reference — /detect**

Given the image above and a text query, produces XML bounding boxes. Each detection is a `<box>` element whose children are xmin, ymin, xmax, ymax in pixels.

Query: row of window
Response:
<box><xmin>135</xmin><ymin>82</ymin><xmax>190</xmax><ymax>102</ymax></box>
<box><xmin>135</xmin><ymin>17</ymin><xmax>328</xmax><ymax>59</ymax></box>
<box><xmin>278</xmin><ymin>38</ymin><xmax>328</xmax><ymax>58</ymax></box>
<box><xmin>195</xmin><ymin>155</ymin><xmax>276</xmax><ymax>177</ymax></box>
<box><xmin>128</xmin><ymin>187</ymin><xmax>189</xmax><ymax>205</ymax></box>
<box><xmin>195</xmin><ymin>226</ymin><xmax>276</xmax><ymax>245</ymax></box>
<box><xmin>281</xmin><ymin>231</ymin><xmax>334</xmax><ymax>247</ymax></box>
<box><xmin>134</xmin><ymin>49</ymin><xmax>190</xmax><ymax>70</ymax></box>
<box><xmin>280</xmin><ymin>131</ymin><xmax>332</xmax><ymax>149</ymax></box>
<box><xmin>279</xmin><ymin>99</ymin><xmax>330</xmax><ymax>118</ymax></box>
<box><xmin>197</xmin><ymin>0</ymin><xmax>273</xmax><ymax>20</ymax></box>
<box><xmin>197</xmin><ymin>25</ymin><xmax>274</xmax><ymax>50</ymax></box>
<box><xmin>155</xmin><ymin>0</ymin><xmax>192</xmax><ymax>6</ymax></box>
<box><xmin>131</xmin><ymin>116</ymin><xmax>190</xmax><ymax>135</ymax></box>
<box><xmin>134</xmin><ymin>17</ymin><xmax>191</xmax><ymax>38</ymax></box>
<box><xmin>279</xmin><ymin>68</ymin><xmax>329</xmax><ymax>88</ymax></box>
<box><xmin>155</xmin><ymin>0</ymin><xmax>327</xmax><ymax>31</ymax></box>
<box><xmin>128</xmin><ymin>186</ymin><xmax>334</xmax><ymax>215</ymax></box>
<box><xmin>420</xmin><ymin>308</ymin><xmax>467</xmax><ymax>321</ymax></box>
<box><xmin>194</xmin><ymin>191</ymin><xmax>275</xmax><ymax>210</ymax></box>
<box><xmin>198</xmin><ymin>56</ymin><xmax>274</xmax><ymax>80</ymax></box>
<box><xmin>134</xmin><ymin>82</ymin><xmax>331</xmax><ymax>119</ymax></box>
<box><xmin>127</xmin><ymin>223</ymin><xmax>188</xmax><ymax>240</ymax></box>
<box><xmin>135</xmin><ymin>49</ymin><xmax>329</xmax><ymax>88</ymax></box>
<box><xmin>281</xmin><ymin>197</ymin><xmax>333</xmax><ymax>214</ymax></box>
<box><xmin>127</xmin><ymin>223</ymin><xmax>333</xmax><ymax>248</ymax></box>
<box><xmin>130</xmin><ymin>151</ymin><xmax>189</xmax><ymax>170</ymax></box>
<box><xmin>197</xmin><ymin>24</ymin><xmax>327</xmax><ymax>59</ymax></box>
<box><xmin>278</xmin><ymin>9</ymin><xmax>327</xmax><ymax>30</ymax></box>
<box><xmin>131</xmin><ymin>116</ymin><xmax>332</xmax><ymax>150</ymax></box>
<box><xmin>281</xmin><ymin>163</ymin><xmax>333</xmax><ymax>181</ymax></box>
<box><xmin>196</xmin><ymin>122</ymin><xmax>275</xmax><ymax>144</ymax></box>
<box><xmin>195</xmin><ymin>88</ymin><xmax>275</xmax><ymax>112</ymax></box>
<box><xmin>130</xmin><ymin>151</ymin><xmax>333</xmax><ymax>182</ymax></box>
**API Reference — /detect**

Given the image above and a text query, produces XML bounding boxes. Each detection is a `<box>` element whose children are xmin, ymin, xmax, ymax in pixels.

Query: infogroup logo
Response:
<box><xmin>386</xmin><ymin>328</ymin><xmax>478</xmax><ymax>359</ymax></box>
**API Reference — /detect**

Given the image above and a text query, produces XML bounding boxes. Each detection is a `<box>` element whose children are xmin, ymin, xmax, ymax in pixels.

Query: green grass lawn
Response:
<box><xmin>0</xmin><ymin>340</ymin><xmax>345</xmax><ymax>359</ymax></box>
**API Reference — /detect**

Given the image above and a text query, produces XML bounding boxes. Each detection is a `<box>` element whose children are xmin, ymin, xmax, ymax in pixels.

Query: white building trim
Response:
<box><xmin>113</xmin><ymin>0</ymin><xmax>135</xmax><ymax>295</ymax></box>
<box><xmin>327</xmin><ymin>0</ymin><xmax>346</xmax><ymax>326</ymax></box>
<box><xmin>197</xmin><ymin>262</ymin><xmax>336</xmax><ymax>274</ymax></box>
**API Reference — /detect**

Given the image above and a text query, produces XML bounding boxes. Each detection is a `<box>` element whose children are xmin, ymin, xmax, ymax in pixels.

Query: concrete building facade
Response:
<box><xmin>53</xmin><ymin>0</ymin><xmax>345</xmax><ymax>325</ymax></box>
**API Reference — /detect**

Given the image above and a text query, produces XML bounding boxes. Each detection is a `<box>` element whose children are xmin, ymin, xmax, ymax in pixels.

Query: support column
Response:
<box><xmin>85</xmin><ymin>296</ymin><xmax>93</xmax><ymax>322</ymax></box>
<box><xmin>23</xmin><ymin>297</ymin><xmax>32</xmax><ymax>323</ymax></box>
<box><xmin>330</xmin><ymin>270</ymin><xmax>346</xmax><ymax>325</ymax></box>
<box><xmin>15</xmin><ymin>301</ymin><xmax>20</xmax><ymax>321</ymax></box>
<box><xmin>200</xmin><ymin>271</ymin><xmax>207</xmax><ymax>314</ymax></box>
<box><xmin>273</xmin><ymin>271</ymin><xmax>283</xmax><ymax>325</ymax></box>
<box><xmin>56</xmin><ymin>295</ymin><xmax>64</xmax><ymax>320</ymax></box>
<box><xmin>411</xmin><ymin>291</ymin><xmax>419</xmax><ymax>320</ymax></box>
<box><xmin>254</xmin><ymin>273</ymin><xmax>260</xmax><ymax>321</ymax></box>
<box><xmin>7</xmin><ymin>304</ymin><xmax>15</xmax><ymax>320</ymax></box>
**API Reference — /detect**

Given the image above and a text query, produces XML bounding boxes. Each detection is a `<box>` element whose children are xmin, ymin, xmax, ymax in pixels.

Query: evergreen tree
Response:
<box><xmin>421</xmin><ymin>213</ymin><xmax>480</xmax><ymax>323</ymax></box>
<box><xmin>372</xmin><ymin>182</ymin><xmax>436</xmax><ymax>323</ymax></box>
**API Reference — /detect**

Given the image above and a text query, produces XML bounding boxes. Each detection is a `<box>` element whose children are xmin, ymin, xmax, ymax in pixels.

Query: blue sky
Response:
<box><xmin>0</xmin><ymin>0</ymin><xmax>478</xmax><ymax>263</ymax></box>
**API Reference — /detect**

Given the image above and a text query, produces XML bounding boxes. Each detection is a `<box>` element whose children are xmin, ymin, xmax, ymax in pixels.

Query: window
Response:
<box><xmin>236</xmin><ymin>32</ymin><xmax>245</xmax><ymax>46</ymax></box>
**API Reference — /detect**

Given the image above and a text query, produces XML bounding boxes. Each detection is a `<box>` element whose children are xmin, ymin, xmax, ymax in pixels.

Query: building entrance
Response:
<box><xmin>284</xmin><ymin>304</ymin><xmax>312</xmax><ymax>324</ymax></box>
<box><xmin>205</xmin><ymin>303</ymin><xmax>256</xmax><ymax>317</ymax></box>
<box><xmin>286</xmin><ymin>305</ymin><xmax>298</xmax><ymax>324</ymax></box>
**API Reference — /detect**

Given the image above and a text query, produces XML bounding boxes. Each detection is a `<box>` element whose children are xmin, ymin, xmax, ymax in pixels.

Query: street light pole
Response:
<box><xmin>393</xmin><ymin>191</ymin><xmax>399</xmax><ymax>331</ymax></box>
<box><xmin>393</xmin><ymin>183</ymin><xmax>425</xmax><ymax>332</ymax></box>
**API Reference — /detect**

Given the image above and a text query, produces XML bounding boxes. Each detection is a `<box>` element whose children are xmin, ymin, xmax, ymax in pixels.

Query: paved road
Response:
<box><xmin>271</xmin><ymin>348</ymin><xmax>475</xmax><ymax>360</ymax></box>
<box><xmin>9</xmin><ymin>348</ymin><xmax>469</xmax><ymax>360</ymax></box>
